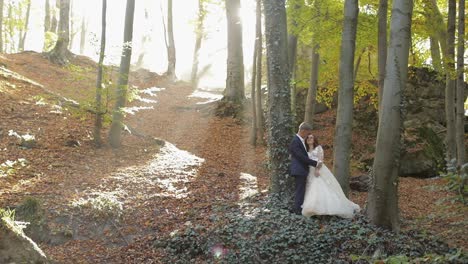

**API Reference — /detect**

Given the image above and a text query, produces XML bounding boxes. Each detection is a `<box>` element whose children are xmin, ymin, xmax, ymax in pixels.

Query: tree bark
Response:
<box><xmin>288</xmin><ymin>0</ymin><xmax>300</xmax><ymax>126</ymax></box>
<box><xmin>0</xmin><ymin>0</ymin><xmax>4</xmax><ymax>53</ymax></box>
<box><xmin>455</xmin><ymin>0</ymin><xmax>465</xmax><ymax>166</ymax></box>
<box><xmin>94</xmin><ymin>0</ymin><xmax>107</xmax><ymax>147</ymax></box>
<box><xmin>263</xmin><ymin>0</ymin><xmax>293</xmax><ymax>195</ymax></box>
<box><xmin>224</xmin><ymin>0</ymin><xmax>245</xmax><ymax>102</ymax></box>
<box><xmin>190</xmin><ymin>0</ymin><xmax>205</xmax><ymax>88</ymax></box>
<box><xmin>166</xmin><ymin>0</ymin><xmax>176</xmax><ymax>81</ymax></box>
<box><xmin>136</xmin><ymin>8</ymin><xmax>150</xmax><ymax>69</ymax></box>
<box><xmin>377</xmin><ymin>0</ymin><xmax>387</xmax><ymax>109</ymax></box>
<box><xmin>51</xmin><ymin>0</ymin><xmax>59</xmax><ymax>34</ymax></box>
<box><xmin>429</xmin><ymin>36</ymin><xmax>442</xmax><ymax>71</ymax></box>
<box><xmin>79</xmin><ymin>17</ymin><xmax>86</xmax><ymax>54</ymax></box>
<box><xmin>250</xmin><ymin>30</ymin><xmax>259</xmax><ymax>146</ymax></box>
<box><xmin>445</xmin><ymin>0</ymin><xmax>456</xmax><ymax>165</ymax></box>
<box><xmin>367</xmin><ymin>0</ymin><xmax>413</xmax><ymax>232</ymax></box>
<box><xmin>255</xmin><ymin>0</ymin><xmax>264</xmax><ymax>145</ymax></box>
<box><xmin>19</xmin><ymin>0</ymin><xmax>31</xmax><ymax>52</ymax></box>
<box><xmin>304</xmin><ymin>43</ymin><xmax>320</xmax><ymax>126</ymax></box>
<box><xmin>47</xmin><ymin>0</ymin><xmax>71</xmax><ymax>65</ymax></box>
<box><xmin>332</xmin><ymin>0</ymin><xmax>359</xmax><ymax>197</ymax></box>
<box><xmin>108</xmin><ymin>0</ymin><xmax>135</xmax><ymax>148</ymax></box>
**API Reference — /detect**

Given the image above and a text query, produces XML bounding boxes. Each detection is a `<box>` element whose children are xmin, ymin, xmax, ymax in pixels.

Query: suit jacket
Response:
<box><xmin>289</xmin><ymin>135</ymin><xmax>318</xmax><ymax>177</ymax></box>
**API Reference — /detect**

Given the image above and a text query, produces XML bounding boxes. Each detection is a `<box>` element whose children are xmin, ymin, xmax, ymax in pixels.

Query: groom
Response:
<box><xmin>289</xmin><ymin>122</ymin><xmax>321</xmax><ymax>215</ymax></box>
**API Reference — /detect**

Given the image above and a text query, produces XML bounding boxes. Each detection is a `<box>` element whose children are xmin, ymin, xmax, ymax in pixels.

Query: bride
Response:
<box><xmin>302</xmin><ymin>134</ymin><xmax>360</xmax><ymax>218</ymax></box>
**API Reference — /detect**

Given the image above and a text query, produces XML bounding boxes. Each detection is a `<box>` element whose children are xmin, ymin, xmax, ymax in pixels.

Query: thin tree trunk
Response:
<box><xmin>51</xmin><ymin>0</ymin><xmax>59</xmax><ymax>34</ymax></box>
<box><xmin>332</xmin><ymin>0</ymin><xmax>359</xmax><ymax>197</ymax></box>
<box><xmin>255</xmin><ymin>0</ymin><xmax>264</xmax><ymax>145</ymax></box>
<box><xmin>224</xmin><ymin>0</ymin><xmax>245</xmax><ymax>102</ymax></box>
<box><xmin>79</xmin><ymin>17</ymin><xmax>86</xmax><ymax>54</ymax></box>
<box><xmin>250</xmin><ymin>32</ymin><xmax>259</xmax><ymax>146</ymax></box>
<box><xmin>377</xmin><ymin>0</ymin><xmax>387</xmax><ymax>108</ymax></box>
<box><xmin>190</xmin><ymin>0</ymin><xmax>205</xmax><ymax>88</ymax></box>
<box><xmin>19</xmin><ymin>0</ymin><xmax>31</xmax><ymax>52</ymax></box>
<box><xmin>455</xmin><ymin>0</ymin><xmax>465</xmax><ymax>166</ymax></box>
<box><xmin>136</xmin><ymin>8</ymin><xmax>150</xmax><ymax>69</ymax></box>
<box><xmin>367</xmin><ymin>0</ymin><xmax>413</xmax><ymax>232</ymax></box>
<box><xmin>94</xmin><ymin>0</ymin><xmax>107</xmax><ymax>147</ymax></box>
<box><xmin>68</xmin><ymin>0</ymin><xmax>74</xmax><ymax>50</ymax></box>
<box><xmin>304</xmin><ymin>43</ymin><xmax>320</xmax><ymax>126</ymax></box>
<box><xmin>263</xmin><ymin>0</ymin><xmax>293</xmax><ymax>195</ymax></box>
<box><xmin>43</xmin><ymin>0</ymin><xmax>51</xmax><ymax>51</ymax></box>
<box><xmin>166</xmin><ymin>0</ymin><xmax>176</xmax><ymax>81</ymax></box>
<box><xmin>445</xmin><ymin>0</ymin><xmax>456</xmax><ymax>165</ymax></box>
<box><xmin>429</xmin><ymin>36</ymin><xmax>442</xmax><ymax>71</ymax></box>
<box><xmin>108</xmin><ymin>0</ymin><xmax>135</xmax><ymax>148</ymax></box>
<box><xmin>353</xmin><ymin>47</ymin><xmax>366</xmax><ymax>82</ymax></box>
<box><xmin>0</xmin><ymin>0</ymin><xmax>4</xmax><ymax>53</ymax></box>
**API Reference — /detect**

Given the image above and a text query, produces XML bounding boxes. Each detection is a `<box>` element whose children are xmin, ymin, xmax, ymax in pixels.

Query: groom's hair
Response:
<box><xmin>298</xmin><ymin>122</ymin><xmax>313</xmax><ymax>131</ymax></box>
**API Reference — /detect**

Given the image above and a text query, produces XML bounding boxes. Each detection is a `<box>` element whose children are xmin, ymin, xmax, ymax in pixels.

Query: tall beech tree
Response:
<box><xmin>18</xmin><ymin>0</ymin><xmax>31</xmax><ymax>52</ymax></box>
<box><xmin>304</xmin><ymin>43</ymin><xmax>320</xmax><ymax>126</ymax></box>
<box><xmin>254</xmin><ymin>0</ymin><xmax>264</xmax><ymax>145</ymax></box>
<box><xmin>263</xmin><ymin>0</ymin><xmax>293</xmax><ymax>195</ymax></box>
<box><xmin>332</xmin><ymin>0</ymin><xmax>359</xmax><ymax>197</ymax></box>
<box><xmin>224</xmin><ymin>0</ymin><xmax>245</xmax><ymax>102</ymax></box>
<box><xmin>108</xmin><ymin>0</ymin><xmax>135</xmax><ymax>148</ymax></box>
<box><xmin>94</xmin><ymin>0</ymin><xmax>107</xmax><ymax>147</ymax></box>
<box><xmin>455</xmin><ymin>0</ymin><xmax>465</xmax><ymax>166</ymax></box>
<box><xmin>367</xmin><ymin>0</ymin><xmax>413</xmax><ymax>232</ymax></box>
<box><xmin>165</xmin><ymin>0</ymin><xmax>176</xmax><ymax>81</ymax></box>
<box><xmin>190</xmin><ymin>0</ymin><xmax>206</xmax><ymax>88</ymax></box>
<box><xmin>377</xmin><ymin>0</ymin><xmax>387</xmax><ymax>108</ymax></box>
<box><xmin>47</xmin><ymin>0</ymin><xmax>71</xmax><ymax>65</ymax></box>
<box><xmin>445</xmin><ymin>0</ymin><xmax>456</xmax><ymax>165</ymax></box>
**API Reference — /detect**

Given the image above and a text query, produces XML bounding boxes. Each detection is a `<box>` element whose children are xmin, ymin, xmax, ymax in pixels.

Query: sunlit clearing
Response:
<box><xmin>188</xmin><ymin>89</ymin><xmax>223</xmax><ymax>105</ymax></box>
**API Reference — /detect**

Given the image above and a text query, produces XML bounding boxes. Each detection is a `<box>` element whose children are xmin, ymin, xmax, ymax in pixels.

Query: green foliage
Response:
<box><xmin>441</xmin><ymin>162</ymin><xmax>468</xmax><ymax>204</ymax></box>
<box><xmin>43</xmin><ymin>32</ymin><xmax>58</xmax><ymax>52</ymax></box>
<box><xmin>155</xmin><ymin>194</ymin><xmax>466</xmax><ymax>263</ymax></box>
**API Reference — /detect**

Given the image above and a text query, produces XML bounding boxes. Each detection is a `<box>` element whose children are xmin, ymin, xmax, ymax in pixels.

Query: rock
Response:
<box><xmin>350</xmin><ymin>175</ymin><xmax>370</xmax><ymax>192</ymax></box>
<box><xmin>0</xmin><ymin>213</ymin><xmax>49</xmax><ymax>263</ymax></box>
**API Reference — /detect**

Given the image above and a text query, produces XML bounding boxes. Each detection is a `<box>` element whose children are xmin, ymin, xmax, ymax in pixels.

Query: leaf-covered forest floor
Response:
<box><xmin>0</xmin><ymin>52</ymin><xmax>466</xmax><ymax>263</ymax></box>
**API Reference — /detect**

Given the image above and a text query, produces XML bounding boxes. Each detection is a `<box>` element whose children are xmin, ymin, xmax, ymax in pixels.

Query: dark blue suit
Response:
<box><xmin>289</xmin><ymin>135</ymin><xmax>318</xmax><ymax>213</ymax></box>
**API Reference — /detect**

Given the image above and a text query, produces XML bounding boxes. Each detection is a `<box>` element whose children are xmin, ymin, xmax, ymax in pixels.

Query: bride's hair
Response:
<box><xmin>305</xmin><ymin>135</ymin><xmax>319</xmax><ymax>151</ymax></box>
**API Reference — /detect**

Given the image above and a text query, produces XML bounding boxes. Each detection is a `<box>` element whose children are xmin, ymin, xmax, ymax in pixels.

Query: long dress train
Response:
<box><xmin>302</xmin><ymin>145</ymin><xmax>360</xmax><ymax>218</ymax></box>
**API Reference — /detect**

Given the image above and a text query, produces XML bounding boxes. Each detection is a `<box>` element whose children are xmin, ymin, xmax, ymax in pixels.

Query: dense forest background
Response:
<box><xmin>0</xmin><ymin>0</ymin><xmax>467</xmax><ymax>263</ymax></box>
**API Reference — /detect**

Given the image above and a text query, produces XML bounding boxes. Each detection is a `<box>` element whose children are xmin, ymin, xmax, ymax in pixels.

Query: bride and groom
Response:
<box><xmin>289</xmin><ymin>122</ymin><xmax>360</xmax><ymax>218</ymax></box>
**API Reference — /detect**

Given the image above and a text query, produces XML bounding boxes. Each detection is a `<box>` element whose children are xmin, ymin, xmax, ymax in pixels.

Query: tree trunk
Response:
<box><xmin>51</xmin><ymin>0</ymin><xmax>59</xmax><ymax>34</ymax></box>
<box><xmin>263</xmin><ymin>0</ymin><xmax>293</xmax><ymax>195</ymax></box>
<box><xmin>136</xmin><ymin>8</ymin><xmax>150</xmax><ymax>69</ymax></box>
<box><xmin>429</xmin><ymin>36</ymin><xmax>442</xmax><ymax>71</ymax></box>
<box><xmin>18</xmin><ymin>0</ymin><xmax>31</xmax><ymax>52</ymax></box>
<box><xmin>79</xmin><ymin>17</ymin><xmax>86</xmax><ymax>54</ymax></box>
<box><xmin>94</xmin><ymin>0</ymin><xmax>107</xmax><ymax>147</ymax></box>
<box><xmin>367</xmin><ymin>0</ymin><xmax>413</xmax><ymax>232</ymax></box>
<box><xmin>332</xmin><ymin>0</ymin><xmax>359</xmax><ymax>197</ymax></box>
<box><xmin>288</xmin><ymin>1</ymin><xmax>300</xmax><ymax>127</ymax></box>
<box><xmin>455</xmin><ymin>0</ymin><xmax>465</xmax><ymax>166</ymax></box>
<box><xmin>47</xmin><ymin>0</ymin><xmax>71</xmax><ymax>65</ymax></box>
<box><xmin>353</xmin><ymin>47</ymin><xmax>366</xmax><ymax>82</ymax></box>
<box><xmin>288</xmin><ymin>33</ymin><xmax>298</xmax><ymax>126</ymax></box>
<box><xmin>108</xmin><ymin>0</ymin><xmax>135</xmax><ymax>148</ymax></box>
<box><xmin>304</xmin><ymin>43</ymin><xmax>320</xmax><ymax>126</ymax></box>
<box><xmin>445</xmin><ymin>0</ymin><xmax>456</xmax><ymax>165</ymax></box>
<box><xmin>377</xmin><ymin>0</ymin><xmax>387</xmax><ymax>108</ymax></box>
<box><xmin>166</xmin><ymin>0</ymin><xmax>176</xmax><ymax>81</ymax></box>
<box><xmin>255</xmin><ymin>0</ymin><xmax>264</xmax><ymax>145</ymax></box>
<box><xmin>0</xmin><ymin>0</ymin><xmax>4</xmax><ymax>53</ymax></box>
<box><xmin>249</xmin><ymin>31</ymin><xmax>259</xmax><ymax>146</ymax></box>
<box><xmin>224</xmin><ymin>0</ymin><xmax>245</xmax><ymax>102</ymax></box>
<box><xmin>68</xmin><ymin>0</ymin><xmax>74</xmax><ymax>50</ymax></box>
<box><xmin>190</xmin><ymin>0</ymin><xmax>205</xmax><ymax>88</ymax></box>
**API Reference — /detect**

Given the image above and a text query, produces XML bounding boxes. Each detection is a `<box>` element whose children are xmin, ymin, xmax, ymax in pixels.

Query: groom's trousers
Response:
<box><xmin>293</xmin><ymin>174</ymin><xmax>308</xmax><ymax>213</ymax></box>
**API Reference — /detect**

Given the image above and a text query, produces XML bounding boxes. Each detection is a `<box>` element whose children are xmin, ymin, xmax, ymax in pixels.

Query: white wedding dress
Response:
<box><xmin>302</xmin><ymin>146</ymin><xmax>360</xmax><ymax>218</ymax></box>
